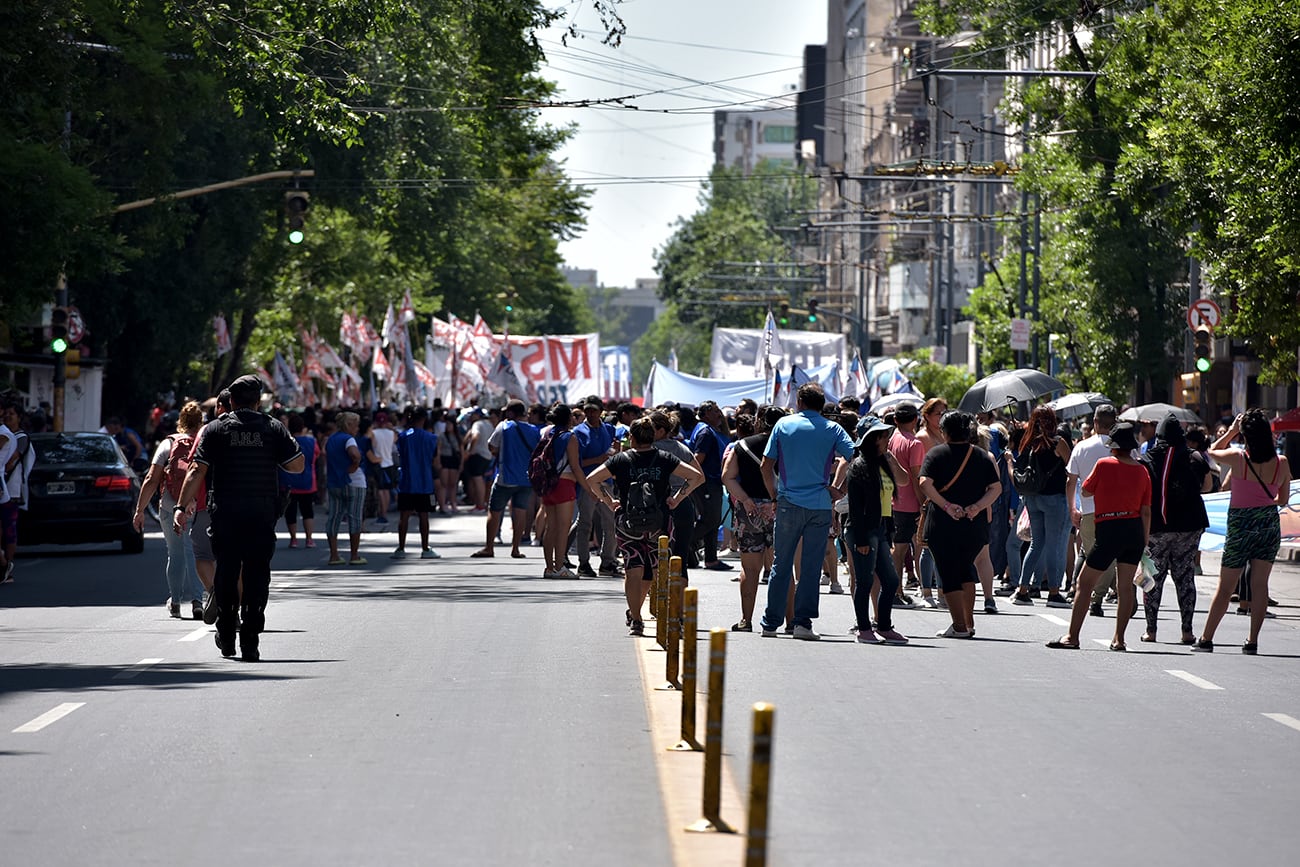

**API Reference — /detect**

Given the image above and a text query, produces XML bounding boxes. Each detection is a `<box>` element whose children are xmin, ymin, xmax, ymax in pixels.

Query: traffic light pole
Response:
<box><xmin>53</xmin><ymin>273</ymin><xmax>68</xmax><ymax>432</ymax></box>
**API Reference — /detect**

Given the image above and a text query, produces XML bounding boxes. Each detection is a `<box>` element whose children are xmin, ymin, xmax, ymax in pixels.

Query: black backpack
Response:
<box><xmin>618</xmin><ymin>453</ymin><xmax>664</xmax><ymax>537</ymax></box>
<box><xmin>1012</xmin><ymin>447</ymin><xmax>1046</xmax><ymax>495</ymax></box>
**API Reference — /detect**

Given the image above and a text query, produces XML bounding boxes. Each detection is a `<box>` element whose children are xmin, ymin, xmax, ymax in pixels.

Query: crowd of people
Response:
<box><xmin>4</xmin><ymin>372</ymin><xmax>1294</xmax><ymax>661</ymax></box>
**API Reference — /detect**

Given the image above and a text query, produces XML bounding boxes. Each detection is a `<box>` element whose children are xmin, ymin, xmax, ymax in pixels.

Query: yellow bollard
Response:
<box><xmin>670</xmin><ymin>587</ymin><xmax>703</xmax><ymax>752</ymax></box>
<box><xmin>662</xmin><ymin>556</ymin><xmax>683</xmax><ymax>688</ymax></box>
<box><xmin>685</xmin><ymin>628</ymin><xmax>735</xmax><ymax>834</ymax></box>
<box><xmin>654</xmin><ymin>536</ymin><xmax>670</xmax><ymax>648</ymax></box>
<box><xmin>745</xmin><ymin>703</ymin><xmax>776</xmax><ymax>866</ymax></box>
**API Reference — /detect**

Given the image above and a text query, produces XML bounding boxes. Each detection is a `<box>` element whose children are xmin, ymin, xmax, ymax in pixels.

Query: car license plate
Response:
<box><xmin>46</xmin><ymin>482</ymin><xmax>75</xmax><ymax>495</ymax></box>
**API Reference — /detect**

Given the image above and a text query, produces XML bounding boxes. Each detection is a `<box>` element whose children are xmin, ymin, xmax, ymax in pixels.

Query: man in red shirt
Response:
<box><xmin>1047</xmin><ymin>423</ymin><xmax>1151</xmax><ymax>651</ymax></box>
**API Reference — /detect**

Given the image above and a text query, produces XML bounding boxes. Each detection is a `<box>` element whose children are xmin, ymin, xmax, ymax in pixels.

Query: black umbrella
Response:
<box><xmin>1045</xmin><ymin>391</ymin><xmax>1113</xmax><ymax>421</ymax></box>
<box><xmin>958</xmin><ymin>368</ymin><xmax>1067</xmax><ymax>413</ymax></box>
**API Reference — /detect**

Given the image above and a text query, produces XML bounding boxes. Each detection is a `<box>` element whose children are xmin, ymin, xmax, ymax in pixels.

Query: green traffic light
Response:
<box><xmin>288</xmin><ymin>229</ymin><xmax>305</xmax><ymax>244</ymax></box>
<box><xmin>51</xmin><ymin>337</ymin><xmax>68</xmax><ymax>353</ymax></box>
<box><xmin>1195</xmin><ymin>357</ymin><xmax>1212</xmax><ymax>373</ymax></box>
<box><xmin>808</xmin><ymin>315</ymin><xmax>817</xmax><ymax>324</ymax></box>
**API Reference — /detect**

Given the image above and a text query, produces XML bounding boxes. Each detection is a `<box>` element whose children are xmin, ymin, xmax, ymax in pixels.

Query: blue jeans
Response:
<box><xmin>1019</xmin><ymin>493</ymin><xmax>1067</xmax><ymax>590</ymax></box>
<box><xmin>849</xmin><ymin>523</ymin><xmax>900</xmax><ymax>631</ymax></box>
<box><xmin>919</xmin><ymin>546</ymin><xmax>937</xmax><ymax>591</ymax></box>
<box><xmin>161</xmin><ymin>494</ymin><xmax>203</xmax><ymax>604</ymax></box>
<box><xmin>761</xmin><ymin>500</ymin><xmax>831</xmax><ymax>631</ymax></box>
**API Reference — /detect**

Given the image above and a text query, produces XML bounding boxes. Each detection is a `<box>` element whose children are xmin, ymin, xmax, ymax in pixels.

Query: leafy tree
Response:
<box><xmin>899</xmin><ymin>350</ymin><xmax>976</xmax><ymax>408</ymax></box>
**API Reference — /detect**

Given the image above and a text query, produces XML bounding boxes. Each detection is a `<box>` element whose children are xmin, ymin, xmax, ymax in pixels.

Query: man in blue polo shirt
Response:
<box><xmin>472</xmin><ymin>399</ymin><xmax>540</xmax><ymax>559</ymax></box>
<box><xmin>393</xmin><ymin>407</ymin><xmax>440</xmax><ymax>560</ymax></box>
<box><xmin>692</xmin><ymin>400</ymin><xmax>733</xmax><ymax>570</ymax></box>
<box><xmin>758</xmin><ymin>382</ymin><xmax>855</xmax><ymax>640</ymax></box>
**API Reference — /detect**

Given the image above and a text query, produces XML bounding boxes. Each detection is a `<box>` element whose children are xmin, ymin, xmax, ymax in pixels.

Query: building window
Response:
<box><xmin>762</xmin><ymin>125</ymin><xmax>796</xmax><ymax>144</ymax></box>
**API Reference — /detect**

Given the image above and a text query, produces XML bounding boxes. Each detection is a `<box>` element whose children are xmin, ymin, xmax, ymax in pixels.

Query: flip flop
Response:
<box><xmin>1140</xmin><ymin>634</ymin><xmax>1156</xmax><ymax>643</ymax></box>
<box><xmin>511</xmin><ymin>552</ymin><xmax>527</xmax><ymax>559</ymax></box>
<box><xmin>1109</xmin><ymin>641</ymin><xmax>1127</xmax><ymax>652</ymax></box>
<box><xmin>1046</xmin><ymin>636</ymin><xmax>1080</xmax><ymax>650</ymax></box>
<box><xmin>470</xmin><ymin>550</ymin><xmax>494</xmax><ymax>558</ymax></box>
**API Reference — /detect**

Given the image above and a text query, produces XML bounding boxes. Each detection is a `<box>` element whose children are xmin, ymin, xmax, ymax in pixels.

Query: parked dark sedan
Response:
<box><xmin>19</xmin><ymin>432</ymin><xmax>145</xmax><ymax>553</ymax></box>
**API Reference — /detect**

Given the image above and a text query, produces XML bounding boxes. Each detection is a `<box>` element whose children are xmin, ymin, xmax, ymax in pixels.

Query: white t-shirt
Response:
<box><xmin>3</xmin><ymin>429</ymin><xmax>34</xmax><ymax>509</ymax></box>
<box><xmin>344</xmin><ymin>436</ymin><xmax>367</xmax><ymax>488</ymax></box>
<box><xmin>469</xmin><ymin>419</ymin><xmax>494</xmax><ymax>459</ymax></box>
<box><xmin>1066</xmin><ymin>433</ymin><xmax>1115</xmax><ymax>515</ymax></box>
<box><xmin>0</xmin><ymin>424</ymin><xmax>16</xmax><ymax>504</ymax></box>
<box><xmin>370</xmin><ymin>426</ymin><xmax>396</xmax><ymax>467</ymax></box>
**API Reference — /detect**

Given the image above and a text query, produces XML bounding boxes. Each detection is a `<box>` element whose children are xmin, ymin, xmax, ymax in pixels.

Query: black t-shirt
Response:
<box><xmin>731</xmin><ymin>433</ymin><xmax>769</xmax><ymax>500</ymax></box>
<box><xmin>1024</xmin><ymin>441</ymin><xmax>1067</xmax><ymax>495</ymax></box>
<box><xmin>921</xmin><ymin>443</ymin><xmax>1000</xmax><ymax>544</ymax></box>
<box><xmin>605</xmin><ymin>448</ymin><xmax>681</xmax><ymax>511</ymax></box>
<box><xmin>1145</xmin><ymin>445</ymin><xmax>1210</xmax><ymax>533</ymax></box>
<box><xmin>193</xmin><ymin>409</ymin><xmax>301</xmax><ymax>523</ymax></box>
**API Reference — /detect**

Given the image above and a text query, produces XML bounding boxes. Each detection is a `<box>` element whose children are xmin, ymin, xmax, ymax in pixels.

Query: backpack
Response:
<box><xmin>1012</xmin><ymin>447</ymin><xmax>1046</xmax><ymax>496</ymax></box>
<box><xmin>162</xmin><ymin>433</ymin><xmax>195</xmax><ymax>502</ymax></box>
<box><xmin>618</xmin><ymin>453</ymin><xmax>664</xmax><ymax>537</ymax></box>
<box><xmin>527</xmin><ymin>428</ymin><xmax>561</xmax><ymax>497</ymax></box>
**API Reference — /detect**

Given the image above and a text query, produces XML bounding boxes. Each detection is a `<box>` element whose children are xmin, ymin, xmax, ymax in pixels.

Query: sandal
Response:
<box><xmin>1109</xmin><ymin>641</ymin><xmax>1127</xmax><ymax>652</ymax></box>
<box><xmin>1242</xmin><ymin>642</ymin><xmax>1258</xmax><ymax>656</ymax></box>
<box><xmin>1046</xmin><ymin>636</ymin><xmax>1080</xmax><ymax>650</ymax></box>
<box><xmin>1140</xmin><ymin>633</ymin><xmax>1156</xmax><ymax>643</ymax></box>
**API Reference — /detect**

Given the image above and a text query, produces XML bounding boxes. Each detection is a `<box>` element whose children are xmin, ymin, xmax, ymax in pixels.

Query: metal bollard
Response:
<box><xmin>654</xmin><ymin>536</ymin><xmax>670</xmax><ymax>648</ymax></box>
<box><xmin>670</xmin><ymin>587</ymin><xmax>703</xmax><ymax>751</ymax></box>
<box><xmin>685</xmin><ymin>628</ymin><xmax>735</xmax><ymax>834</ymax></box>
<box><xmin>745</xmin><ymin>703</ymin><xmax>775</xmax><ymax>866</ymax></box>
<box><xmin>662</xmin><ymin>557</ymin><xmax>683</xmax><ymax>688</ymax></box>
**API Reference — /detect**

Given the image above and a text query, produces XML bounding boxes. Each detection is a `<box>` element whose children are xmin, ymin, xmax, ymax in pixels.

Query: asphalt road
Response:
<box><xmin>3</xmin><ymin>513</ymin><xmax>1298</xmax><ymax>867</ymax></box>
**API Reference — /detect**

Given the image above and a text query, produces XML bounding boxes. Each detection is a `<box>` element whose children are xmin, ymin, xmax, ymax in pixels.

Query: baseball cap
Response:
<box><xmin>227</xmin><ymin>374</ymin><xmax>264</xmax><ymax>404</ymax></box>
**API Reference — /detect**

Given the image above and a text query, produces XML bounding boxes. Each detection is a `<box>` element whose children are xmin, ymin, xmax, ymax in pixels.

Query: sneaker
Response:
<box><xmin>202</xmin><ymin>591</ymin><xmax>218</xmax><ymax>625</ymax></box>
<box><xmin>390</xmin><ymin>549</ymin><xmax>407</xmax><ymax>560</ymax></box>
<box><xmin>349</xmin><ymin>557</ymin><xmax>368</xmax><ymax>566</ymax></box>
<box><xmin>704</xmin><ymin>561</ymin><xmax>733</xmax><ymax>571</ymax></box>
<box><xmin>759</xmin><ymin>570</ymin><xmax>770</xmax><ymax>585</ymax></box>
<box><xmin>994</xmin><ymin>585</ymin><xmax>1014</xmax><ymax>597</ymax></box>
<box><xmin>784</xmin><ymin>624</ymin><xmax>796</xmax><ymax>635</ymax></box>
<box><xmin>1012</xmin><ymin>592</ymin><xmax>1033</xmax><ymax>606</ymax></box>
<box><xmin>936</xmin><ymin>596</ymin><xmax>949</xmax><ymax>610</ymax></box>
<box><xmin>190</xmin><ymin>601</ymin><xmax>203</xmax><ymax>621</ymax></box>
<box><xmin>877</xmin><ymin>628</ymin><xmax>910</xmax><ymax>645</ymax></box>
<box><xmin>420</xmin><ymin>549</ymin><xmax>441</xmax><ymax>560</ymax></box>
<box><xmin>629</xmin><ymin>620</ymin><xmax>645</xmax><ymax>637</ymax></box>
<box><xmin>894</xmin><ymin>593</ymin><xmax>916</xmax><ymax>609</ymax></box>
<box><xmin>288</xmin><ymin>539</ymin><xmax>298</xmax><ymax>549</ymax></box>
<box><xmin>375</xmin><ymin>516</ymin><xmax>389</xmax><ymax>525</ymax></box>
<box><xmin>241</xmin><ymin>644</ymin><xmax>260</xmax><ymax>662</ymax></box>
<box><xmin>760</xmin><ymin>623</ymin><xmax>780</xmax><ymax>637</ymax></box>
<box><xmin>984</xmin><ymin>598</ymin><xmax>998</xmax><ymax>614</ymax></box>
<box><xmin>167</xmin><ymin>598</ymin><xmax>181</xmax><ymax>618</ymax></box>
<box><xmin>305</xmin><ymin>539</ymin><xmax>316</xmax><ymax>548</ymax></box>
<box><xmin>855</xmin><ymin>627</ymin><xmax>882</xmax><ymax>644</ymax></box>
<box><xmin>1045</xmin><ymin>593</ymin><xmax>1072</xmax><ymax>609</ymax></box>
<box><xmin>1190</xmin><ymin>638</ymin><xmax>1214</xmax><ymax>653</ymax></box>
<box><xmin>828</xmin><ymin>582</ymin><xmax>845</xmax><ymax>595</ymax></box>
<box><xmin>731</xmin><ymin>620</ymin><xmax>753</xmax><ymax>633</ymax></box>
<box><xmin>820</xmin><ymin>572</ymin><xmax>831</xmax><ymax>586</ymax></box>
<box><xmin>936</xmin><ymin>625</ymin><xmax>973</xmax><ymax>639</ymax></box>
<box><xmin>576</xmin><ymin>564</ymin><xmax>598</xmax><ymax>578</ymax></box>
<box><xmin>214</xmin><ymin>631</ymin><xmax>236</xmax><ymax>658</ymax></box>
<box><xmin>921</xmin><ymin>595</ymin><xmax>940</xmax><ymax>609</ymax></box>
<box><xmin>1090</xmin><ymin>601</ymin><xmax>1104</xmax><ymax>618</ymax></box>
<box><xmin>792</xmin><ymin>625</ymin><xmax>820</xmax><ymax>641</ymax></box>
<box><xmin>1029</xmin><ymin>588</ymin><xmax>1043</xmax><ymax>599</ymax></box>
<box><xmin>1242</xmin><ymin>642</ymin><xmax>1258</xmax><ymax>656</ymax></box>
<box><xmin>552</xmin><ymin>567</ymin><xmax>578</xmax><ymax>579</ymax></box>
<box><xmin>597</xmin><ymin>565</ymin><xmax>620</xmax><ymax>578</ymax></box>
<box><xmin>626</xmin><ymin>608</ymin><xmax>634</xmax><ymax>627</ymax></box>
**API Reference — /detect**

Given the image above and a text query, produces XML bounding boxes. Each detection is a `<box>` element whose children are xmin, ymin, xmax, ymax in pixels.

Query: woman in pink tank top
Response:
<box><xmin>1194</xmin><ymin>410</ymin><xmax>1292</xmax><ymax>654</ymax></box>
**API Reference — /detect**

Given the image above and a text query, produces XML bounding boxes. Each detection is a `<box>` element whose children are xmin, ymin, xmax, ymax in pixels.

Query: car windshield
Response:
<box><xmin>32</xmin><ymin>435</ymin><xmax>122</xmax><ymax>465</ymax></box>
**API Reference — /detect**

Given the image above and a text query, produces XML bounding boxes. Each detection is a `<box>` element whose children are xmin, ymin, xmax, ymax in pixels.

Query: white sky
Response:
<box><xmin>539</xmin><ymin>1</ymin><xmax>829</xmax><ymax>288</ymax></box>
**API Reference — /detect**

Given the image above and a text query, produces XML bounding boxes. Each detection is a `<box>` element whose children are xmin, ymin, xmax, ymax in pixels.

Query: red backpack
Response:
<box><xmin>527</xmin><ymin>429</ymin><xmax>561</xmax><ymax>497</ymax></box>
<box><xmin>162</xmin><ymin>433</ymin><xmax>195</xmax><ymax>502</ymax></box>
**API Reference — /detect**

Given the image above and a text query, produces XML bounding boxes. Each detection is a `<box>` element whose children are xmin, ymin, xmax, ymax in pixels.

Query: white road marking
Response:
<box><xmin>1037</xmin><ymin>613</ymin><xmax>1069</xmax><ymax>626</ymax></box>
<box><xmin>112</xmin><ymin>658</ymin><xmax>163</xmax><ymax>680</ymax></box>
<box><xmin>178</xmin><ymin>626</ymin><xmax>211</xmax><ymax>642</ymax></box>
<box><xmin>13</xmin><ymin>702</ymin><xmax>86</xmax><ymax>733</ymax></box>
<box><xmin>1164</xmin><ymin>670</ymin><xmax>1223</xmax><ymax>691</ymax></box>
<box><xmin>1263</xmin><ymin>713</ymin><xmax>1300</xmax><ymax>733</ymax></box>
<box><xmin>1091</xmin><ymin>638</ymin><xmax>1110</xmax><ymax>647</ymax></box>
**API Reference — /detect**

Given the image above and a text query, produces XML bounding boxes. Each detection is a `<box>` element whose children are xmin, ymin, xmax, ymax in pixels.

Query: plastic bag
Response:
<box><xmin>1135</xmin><ymin>550</ymin><xmax>1157</xmax><ymax>593</ymax></box>
<box><xmin>1015</xmin><ymin>507</ymin><xmax>1032</xmax><ymax>542</ymax></box>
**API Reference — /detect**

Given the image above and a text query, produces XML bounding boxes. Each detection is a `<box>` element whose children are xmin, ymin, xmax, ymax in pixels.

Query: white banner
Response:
<box><xmin>508</xmin><ymin>334</ymin><xmax>601</xmax><ymax>406</ymax></box>
<box><xmin>600</xmin><ymin>346</ymin><xmax>632</xmax><ymax>401</ymax></box>
<box><xmin>710</xmin><ymin>328</ymin><xmax>845</xmax><ymax>379</ymax></box>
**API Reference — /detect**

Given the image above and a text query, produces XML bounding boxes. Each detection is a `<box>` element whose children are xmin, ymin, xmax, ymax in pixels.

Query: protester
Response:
<box><xmin>721</xmin><ymin>405</ymin><xmax>784</xmax><ymax>632</ymax></box>
<box><xmin>1140</xmin><ymin>416</ymin><xmax>1210</xmax><ymax>644</ymax></box>
<box><xmin>919</xmin><ymin>410</ymin><xmax>1002</xmax><ymax>638</ymax></box>
<box><xmin>174</xmin><ymin>375</ymin><xmax>303</xmax><ymax>661</ymax></box>
<box><xmin>540</xmin><ymin>404</ymin><xmax>585</xmax><ymax>579</ymax></box>
<box><xmin>0</xmin><ymin>398</ymin><xmax>34</xmax><ymax>584</ymax></box>
<box><xmin>472</xmin><ymin>400</ymin><xmax>539</xmax><ymax>559</ymax></box>
<box><xmin>1194</xmin><ymin>410</ymin><xmax>1292</xmax><ymax>654</ymax></box>
<box><xmin>1047</xmin><ymin>422</ymin><xmax>1150</xmax><ymax>651</ymax></box>
<box><xmin>391</xmin><ymin>406</ymin><xmax>440</xmax><ymax>560</ymax></box>
<box><xmin>461</xmin><ymin>406</ymin><xmax>494</xmax><ymax>513</ymax></box>
<box><xmin>840</xmin><ymin>417</ymin><xmax>909</xmax><ymax>645</ymax></box>
<box><xmin>1013</xmin><ymin>405</ymin><xmax>1073</xmax><ymax>607</ymax></box>
<box><xmin>369</xmin><ymin>411</ymin><xmax>397</xmax><ymax>525</ymax></box>
<box><xmin>758</xmin><ymin>383</ymin><xmax>856</xmax><ymax>640</ymax></box>
<box><xmin>105</xmin><ymin>416</ymin><xmax>147</xmax><ymax>472</ymax></box>
<box><xmin>887</xmin><ymin>402</ymin><xmax>924</xmax><ymax>609</ymax></box>
<box><xmin>133</xmin><ymin>400</ymin><xmax>206</xmax><ymax>619</ymax></box>
<box><xmin>584</xmin><ymin>417</ymin><xmax>704</xmax><ymax>635</ymax></box>
<box><xmin>1065</xmin><ymin>405</ymin><xmax>1120</xmax><ymax>617</ymax></box>
<box><xmin>572</xmin><ymin>397</ymin><xmax>619</xmax><ymax>577</ymax></box>
<box><xmin>691</xmin><ymin>400</ymin><xmax>733</xmax><ymax>571</ymax></box>
<box><xmin>325</xmin><ymin>411</ymin><xmax>367</xmax><ymax>566</ymax></box>
<box><xmin>651</xmin><ymin>411</ymin><xmax>702</xmax><ymax>583</ymax></box>
<box><xmin>281</xmin><ymin>413</ymin><xmax>319</xmax><ymax>549</ymax></box>
<box><xmin>436</xmin><ymin>408</ymin><xmax>463</xmax><ymax>514</ymax></box>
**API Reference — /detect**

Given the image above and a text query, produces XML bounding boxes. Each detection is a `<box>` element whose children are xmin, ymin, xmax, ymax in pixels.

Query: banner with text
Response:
<box><xmin>710</xmin><ymin>328</ymin><xmax>845</xmax><ymax>379</ymax></box>
<box><xmin>600</xmin><ymin>345</ymin><xmax>632</xmax><ymax>401</ymax></box>
<box><xmin>506</xmin><ymin>334</ymin><xmax>601</xmax><ymax>406</ymax></box>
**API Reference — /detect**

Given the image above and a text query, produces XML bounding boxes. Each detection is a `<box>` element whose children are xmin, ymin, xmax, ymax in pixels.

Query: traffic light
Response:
<box><xmin>285</xmin><ymin>190</ymin><xmax>310</xmax><ymax>244</ymax></box>
<box><xmin>64</xmin><ymin>348</ymin><xmax>81</xmax><ymax>380</ymax></box>
<box><xmin>50</xmin><ymin>307</ymin><xmax>69</xmax><ymax>353</ymax></box>
<box><xmin>1193</xmin><ymin>326</ymin><xmax>1213</xmax><ymax>373</ymax></box>
<box><xmin>807</xmin><ymin>299</ymin><xmax>819</xmax><ymax>324</ymax></box>
<box><xmin>1179</xmin><ymin>372</ymin><xmax>1198</xmax><ymax>408</ymax></box>
<box><xmin>778</xmin><ymin>302</ymin><xmax>790</xmax><ymax>327</ymax></box>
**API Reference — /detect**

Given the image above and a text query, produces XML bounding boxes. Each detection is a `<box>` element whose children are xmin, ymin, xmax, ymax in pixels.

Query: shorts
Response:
<box><xmin>489</xmin><ymin>482</ymin><xmax>533</xmax><ymax>513</ymax></box>
<box><xmin>1221</xmin><ymin>506</ymin><xmax>1281</xmax><ymax>569</ymax></box>
<box><xmin>892</xmin><ymin>510</ymin><xmax>920</xmax><ymax>544</ymax></box>
<box><xmin>542</xmin><ymin>478</ymin><xmax>577</xmax><ymax>506</ymax></box>
<box><xmin>0</xmin><ymin>502</ymin><xmax>20</xmax><ymax>547</ymax></box>
<box><xmin>440</xmin><ymin>454</ymin><xmax>462</xmax><ymax>471</ymax></box>
<box><xmin>464</xmin><ymin>454</ymin><xmax>491</xmax><ymax>478</ymax></box>
<box><xmin>617</xmin><ymin>530</ymin><xmax>660</xmax><ymax>576</ymax></box>
<box><xmin>284</xmin><ymin>492</ymin><xmax>315</xmax><ymax>524</ymax></box>
<box><xmin>397</xmin><ymin>492</ymin><xmax>434</xmax><ymax>513</ymax></box>
<box><xmin>730</xmin><ymin>499</ymin><xmax>774</xmax><ymax>553</ymax></box>
<box><xmin>381</xmin><ymin>465</ymin><xmax>400</xmax><ymax>488</ymax></box>
<box><xmin>190</xmin><ymin>509</ymin><xmax>214</xmax><ymax>561</ymax></box>
<box><xmin>1085</xmin><ymin>517</ymin><xmax>1146</xmax><ymax>571</ymax></box>
<box><xmin>929</xmin><ymin>533</ymin><xmax>984</xmax><ymax>593</ymax></box>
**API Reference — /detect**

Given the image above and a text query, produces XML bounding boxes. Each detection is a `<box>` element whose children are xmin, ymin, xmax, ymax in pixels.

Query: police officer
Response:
<box><xmin>173</xmin><ymin>375</ymin><xmax>303</xmax><ymax>661</ymax></box>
